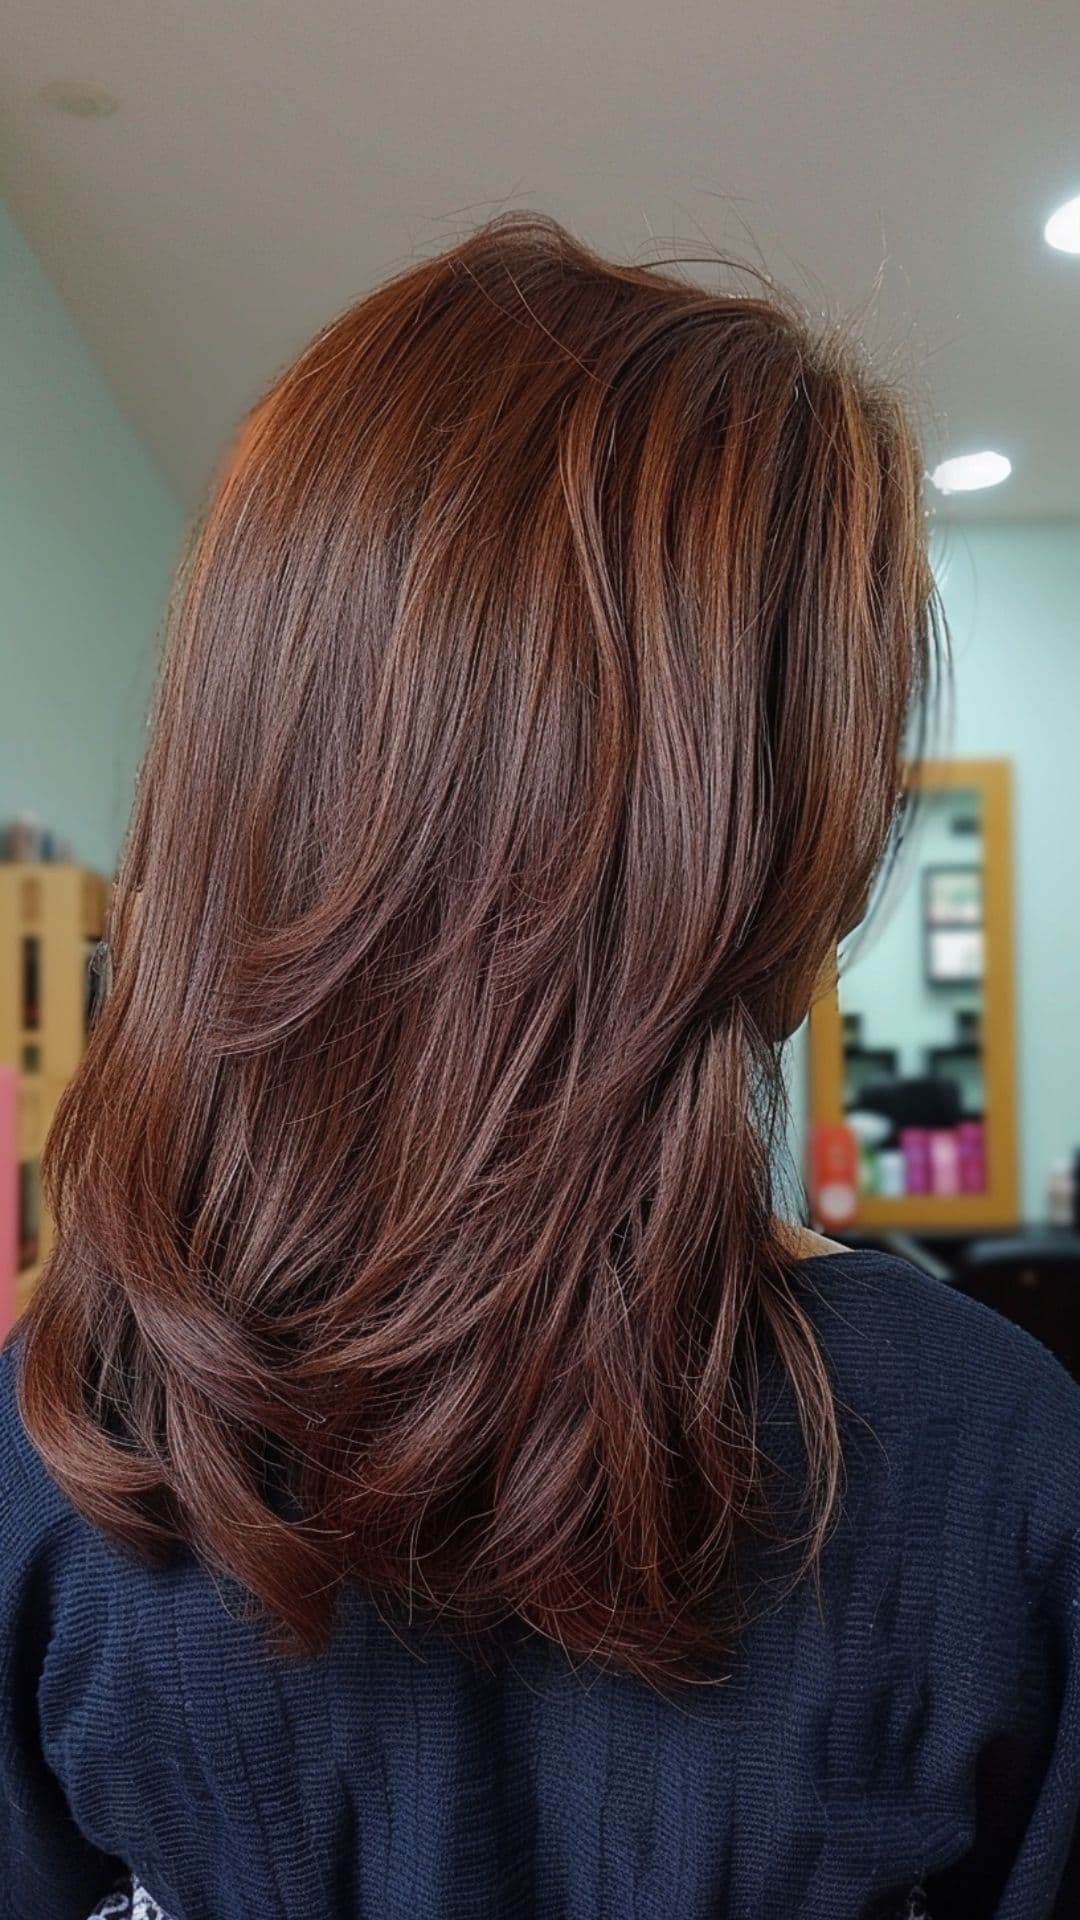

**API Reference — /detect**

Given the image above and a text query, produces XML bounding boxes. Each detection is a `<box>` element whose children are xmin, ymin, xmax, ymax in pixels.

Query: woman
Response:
<box><xmin>3</xmin><ymin>215</ymin><xmax>1078</xmax><ymax>1920</ymax></box>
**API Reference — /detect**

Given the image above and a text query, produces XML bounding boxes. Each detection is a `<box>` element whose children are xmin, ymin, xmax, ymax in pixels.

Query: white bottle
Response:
<box><xmin>877</xmin><ymin>1149</ymin><xmax>906</xmax><ymax>1198</ymax></box>
<box><xmin>1048</xmin><ymin>1160</ymin><xmax>1075</xmax><ymax>1229</ymax></box>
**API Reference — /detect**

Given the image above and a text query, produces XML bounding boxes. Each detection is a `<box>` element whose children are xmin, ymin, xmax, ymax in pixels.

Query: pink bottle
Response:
<box><xmin>957</xmin><ymin>1121</ymin><xmax>986</xmax><ymax>1195</ymax></box>
<box><xmin>929</xmin><ymin>1129</ymin><xmax>961</xmax><ymax>1197</ymax></box>
<box><xmin>900</xmin><ymin>1128</ymin><xmax>932</xmax><ymax>1195</ymax></box>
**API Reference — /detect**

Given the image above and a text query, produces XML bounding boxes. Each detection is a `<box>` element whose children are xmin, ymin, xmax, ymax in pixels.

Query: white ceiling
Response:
<box><xmin>2</xmin><ymin>1</ymin><xmax>1079</xmax><ymax>518</ymax></box>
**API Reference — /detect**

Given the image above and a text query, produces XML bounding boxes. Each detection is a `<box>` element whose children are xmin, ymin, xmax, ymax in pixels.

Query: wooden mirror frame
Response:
<box><xmin>808</xmin><ymin>758</ymin><xmax>1019</xmax><ymax>1231</ymax></box>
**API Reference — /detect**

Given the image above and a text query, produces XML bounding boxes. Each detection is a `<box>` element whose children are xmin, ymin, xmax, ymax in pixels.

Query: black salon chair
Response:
<box><xmin>955</xmin><ymin>1235</ymin><xmax>1080</xmax><ymax>1381</ymax></box>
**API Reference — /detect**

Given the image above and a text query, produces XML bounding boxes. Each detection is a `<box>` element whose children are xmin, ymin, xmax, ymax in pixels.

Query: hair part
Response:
<box><xmin>17</xmin><ymin>214</ymin><xmax>939</xmax><ymax>1684</ymax></box>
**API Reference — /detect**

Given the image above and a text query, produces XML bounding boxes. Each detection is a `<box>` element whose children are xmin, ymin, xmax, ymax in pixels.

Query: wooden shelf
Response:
<box><xmin>1</xmin><ymin>863</ymin><xmax>108</xmax><ymax>1333</ymax></box>
<box><xmin>17</xmin><ymin>1074</ymin><xmax>48</xmax><ymax>1162</ymax></box>
<box><xmin>16</xmin><ymin>1261</ymin><xmax>42</xmax><ymax>1315</ymax></box>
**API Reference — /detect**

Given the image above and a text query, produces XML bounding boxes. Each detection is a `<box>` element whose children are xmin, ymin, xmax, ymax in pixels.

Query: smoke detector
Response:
<box><xmin>40</xmin><ymin>80</ymin><xmax>118</xmax><ymax>119</ymax></box>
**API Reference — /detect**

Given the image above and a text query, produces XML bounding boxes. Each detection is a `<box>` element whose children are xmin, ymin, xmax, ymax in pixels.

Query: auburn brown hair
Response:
<box><xmin>17</xmin><ymin>215</ymin><xmax>938</xmax><ymax>1683</ymax></box>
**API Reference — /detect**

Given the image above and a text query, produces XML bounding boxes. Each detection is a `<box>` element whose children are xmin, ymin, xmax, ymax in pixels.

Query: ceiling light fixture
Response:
<box><xmin>1044</xmin><ymin>193</ymin><xmax>1080</xmax><ymax>255</ymax></box>
<box><xmin>930</xmin><ymin>451</ymin><xmax>1012</xmax><ymax>495</ymax></box>
<box><xmin>40</xmin><ymin>80</ymin><xmax>118</xmax><ymax>118</ymax></box>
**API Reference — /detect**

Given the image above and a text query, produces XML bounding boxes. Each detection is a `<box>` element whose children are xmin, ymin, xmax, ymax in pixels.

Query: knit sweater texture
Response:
<box><xmin>2</xmin><ymin>1249</ymin><xmax>1080</xmax><ymax>1919</ymax></box>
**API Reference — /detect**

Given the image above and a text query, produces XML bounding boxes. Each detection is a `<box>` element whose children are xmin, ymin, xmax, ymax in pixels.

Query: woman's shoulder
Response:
<box><xmin>0</xmin><ymin>1339</ymin><xmax>88</xmax><ymax>1578</ymax></box>
<box><xmin>796</xmin><ymin>1238</ymin><xmax>1077</xmax><ymax>1385</ymax></box>
<box><xmin>797</xmin><ymin>1245</ymin><xmax>1080</xmax><ymax>1576</ymax></box>
<box><xmin>1</xmin><ymin>1339</ymin><xmax>44</xmax><ymax>1493</ymax></box>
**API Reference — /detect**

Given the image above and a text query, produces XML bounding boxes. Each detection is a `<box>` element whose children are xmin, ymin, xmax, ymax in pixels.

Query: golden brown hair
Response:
<box><xmin>17</xmin><ymin>215</ymin><xmax>938</xmax><ymax>1683</ymax></box>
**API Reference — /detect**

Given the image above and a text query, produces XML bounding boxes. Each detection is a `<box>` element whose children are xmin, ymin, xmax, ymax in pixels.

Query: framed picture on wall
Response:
<box><xmin>924</xmin><ymin>865</ymin><xmax>984</xmax><ymax>985</ymax></box>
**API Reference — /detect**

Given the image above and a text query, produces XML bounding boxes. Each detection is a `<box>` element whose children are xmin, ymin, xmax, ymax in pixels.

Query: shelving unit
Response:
<box><xmin>0</xmin><ymin>864</ymin><xmax>108</xmax><ymax>1328</ymax></box>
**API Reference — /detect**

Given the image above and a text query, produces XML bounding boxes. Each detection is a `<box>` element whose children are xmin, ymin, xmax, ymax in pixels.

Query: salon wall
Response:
<box><xmin>1</xmin><ymin>198</ymin><xmax>1075</xmax><ymax>1216</ymax></box>
<box><xmin>0</xmin><ymin>201</ymin><xmax>181</xmax><ymax>875</ymax></box>
<box><xmin>788</xmin><ymin>522</ymin><xmax>1080</xmax><ymax>1226</ymax></box>
<box><xmin>934</xmin><ymin>521</ymin><xmax>1080</xmax><ymax>1220</ymax></box>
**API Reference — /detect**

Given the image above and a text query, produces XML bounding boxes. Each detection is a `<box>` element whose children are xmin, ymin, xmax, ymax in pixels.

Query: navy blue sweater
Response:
<box><xmin>3</xmin><ymin>1249</ymin><xmax>1080</xmax><ymax>1919</ymax></box>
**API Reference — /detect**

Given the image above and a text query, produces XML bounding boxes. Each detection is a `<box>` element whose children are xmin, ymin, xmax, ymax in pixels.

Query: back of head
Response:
<box><xmin>19</xmin><ymin>214</ymin><xmax>937</xmax><ymax>1683</ymax></box>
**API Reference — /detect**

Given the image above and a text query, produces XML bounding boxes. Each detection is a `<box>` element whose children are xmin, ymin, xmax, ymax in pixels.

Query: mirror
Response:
<box><xmin>808</xmin><ymin>760</ymin><xmax>1018</xmax><ymax>1230</ymax></box>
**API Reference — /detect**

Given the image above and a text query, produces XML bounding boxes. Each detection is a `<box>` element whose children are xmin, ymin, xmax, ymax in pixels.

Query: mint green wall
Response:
<box><xmin>935</xmin><ymin>522</ymin><xmax>1080</xmax><ymax>1220</ymax></box>
<box><xmin>787</xmin><ymin>522</ymin><xmax>1080</xmax><ymax>1226</ymax></box>
<box><xmin>0</xmin><ymin>202</ymin><xmax>181</xmax><ymax>875</ymax></box>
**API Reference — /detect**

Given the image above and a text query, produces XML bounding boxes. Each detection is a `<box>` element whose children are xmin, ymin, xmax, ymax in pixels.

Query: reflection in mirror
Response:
<box><xmin>840</xmin><ymin>787</ymin><xmax>986</xmax><ymax>1200</ymax></box>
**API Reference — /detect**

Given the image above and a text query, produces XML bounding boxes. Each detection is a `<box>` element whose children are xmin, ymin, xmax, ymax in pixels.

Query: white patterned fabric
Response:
<box><xmin>88</xmin><ymin>1882</ymin><xmax>171</xmax><ymax>1920</ymax></box>
<box><xmin>84</xmin><ymin>1876</ymin><xmax>929</xmax><ymax>1920</ymax></box>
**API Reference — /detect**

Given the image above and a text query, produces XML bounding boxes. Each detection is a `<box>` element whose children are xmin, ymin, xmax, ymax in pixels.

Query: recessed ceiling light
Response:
<box><xmin>1045</xmin><ymin>193</ymin><xmax>1080</xmax><ymax>255</ymax></box>
<box><xmin>930</xmin><ymin>451</ymin><xmax>1012</xmax><ymax>495</ymax></box>
<box><xmin>40</xmin><ymin>80</ymin><xmax>118</xmax><ymax>119</ymax></box>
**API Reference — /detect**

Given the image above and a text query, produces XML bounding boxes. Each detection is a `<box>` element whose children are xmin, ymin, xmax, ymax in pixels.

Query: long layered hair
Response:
<box><xmin>18</xmin><ymin>216</ymin><xmax>938</xmax><ymax>1682</ymax></box>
